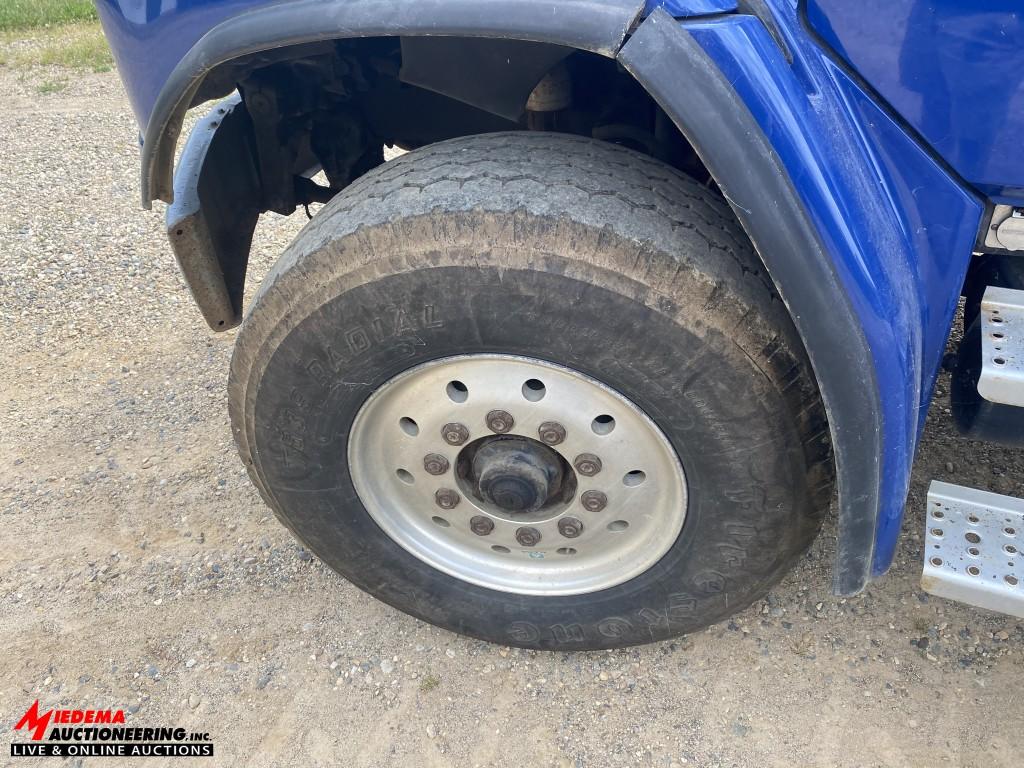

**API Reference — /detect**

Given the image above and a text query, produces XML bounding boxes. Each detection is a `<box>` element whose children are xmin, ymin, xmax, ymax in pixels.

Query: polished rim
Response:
<box><xmin>348</xmin><ymin>354</ymin><xmax>687</xmax><ymax>595</ymax></box>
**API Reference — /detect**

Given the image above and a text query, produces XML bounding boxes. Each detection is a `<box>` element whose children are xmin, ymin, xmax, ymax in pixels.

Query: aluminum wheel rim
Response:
<box><xmin>348</xmin><ymin>354</ymin><xmax>688</xmax><ymax>595</ymax></box>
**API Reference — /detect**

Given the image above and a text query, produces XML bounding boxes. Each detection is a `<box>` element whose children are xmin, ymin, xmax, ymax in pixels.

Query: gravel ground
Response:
<box><xmin>1</xmin><ymin>66</ymin><xmax>1022</xmax><ymax>767</ymax></box>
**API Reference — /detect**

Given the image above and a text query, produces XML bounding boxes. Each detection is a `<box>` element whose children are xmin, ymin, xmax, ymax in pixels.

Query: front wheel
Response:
<box><xmin>229</xmin><ymin>132</ymin><xmax>833</xmax><ymax>650</ymax></box>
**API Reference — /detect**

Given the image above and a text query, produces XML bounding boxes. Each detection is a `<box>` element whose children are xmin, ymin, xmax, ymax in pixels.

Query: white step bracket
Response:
<box><xmin>922</xmin><ymin>481</ymin><xmax>1022</xmax><ymax>618</ymax></box>
<box><xmin>978</xmin><ymin>285</ymin><xmax>1024</xmax><ymax>407</ymax></box>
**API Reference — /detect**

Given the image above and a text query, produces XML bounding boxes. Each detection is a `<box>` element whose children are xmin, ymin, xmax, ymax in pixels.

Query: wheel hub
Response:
<box><xmin>466</xmin><ymin>436</ymin><xmax>571</xmax><ymax>516</ymax></box>
<box><xmin>347</xmin><ymin>354</ymin><xmax>688</xmax><ymax>596</ymax></box>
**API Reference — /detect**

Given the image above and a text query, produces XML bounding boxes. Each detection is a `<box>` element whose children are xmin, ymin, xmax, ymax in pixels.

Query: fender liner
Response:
<box><xmin>141</xmin><ymin>0</ymin><xmax>646</xmax><ymax>208</ymax></box>
<box><xmin>619</xmin><ymin>10</ymin><xmax>881</xmax><ymax>594</ymax></box>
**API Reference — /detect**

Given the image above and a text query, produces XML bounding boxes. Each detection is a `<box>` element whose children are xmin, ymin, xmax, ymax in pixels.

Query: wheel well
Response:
<box><xmin>190</xmin><ymin>36</ymin><xmax>713</xmax><ymax>214</ymax></box>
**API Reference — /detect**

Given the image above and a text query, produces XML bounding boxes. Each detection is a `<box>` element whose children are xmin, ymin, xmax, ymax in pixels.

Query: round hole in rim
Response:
<box><xmin>933</xmin><ymin>510</ymin><xmax>945</xmax><ymax>519</ymax></box>
<box><xmin>968</xmin><ymin>547</ymin><xmax>980</xmax><ymax>556</ymax></box>
<box><xmin>431</xmin><ymin>516</ymin><xmax>450</xmax><ymax>527</ymax></box>
<box><xmin>967</xmin><ymin>565</ymin><xmax>981</xmax><ymax>576</ymax></box>
<box><xmin>396</xmin><ymin>468</ymin><xmax>414</xmax><ymax>484</ymax></box>
<box><xmin>556</xmin><ymin>547</ymin><xmax>577</xmax><ymax>556</ymax></box>
<box><xmin>991</xmin><ymin>315</ymin><xmax>1004</xmax><ymax>324</ymax></box>
<box><xmin>1007</xmin><ymin>575</ymin><xmax>1019</xmax><ymax>586</ymax></box>
<box><xmin>591</xmin><ymin>414</ymin><xmax>616</xmax><ymax>435</ymax></box>
<box><xmin>521</xmin><ymin>378</ymin><xmax>546</xmax><ymax>402</ymax></box>
<box><xmin>1006</xmin><ymin>527</ymin><xmax>1017</xmax><ymax>536</ymax></box>
<box><xmin>968</xmin><ymin>514</ymin><xmax>980</xmax><ymax>523</ymax></box>
<box><xmin>966</xmin><ymin>531</ymin><xmax>981</xmax><ymax>544</ymax></box>
<box><xmin>1007</xmin><ymin>544</ymin><xmax>1019</xmax><ymax>555</ymax></box>
<box><xmin>491</xmin><ymin>545</ymin><xmax>510</xmax><ymax>554</ymax></box>
<box><xmin>607</xmin><ymin>520</ymin><xmax>630</xmax><ymax>532</ymax></box>
<box><xmin>446</xmin><ymin>380</ymin><xmax>469</xmax><ymax>403</ymax></box>
<box><xmin>993</xmin><ymin>331</ymin><xmax>1005</xmax><ymax>339</ymax></box>
<box><xmin>994</xmin><ymin>357</ymin><xmax>1007</xmax><ymax>366</ymax></box>
<box><xmin>930</xmin><ymin>557</ymin><xmax>943</xmax><ymax>567</ymax></box>
<box><xmin>399</xmin><ymin>417</ymin><xmax>419</xmax><ymax>436</ymax></box>
<box><xmin>931</xmin><ymin>528</ymin><xmax>944</xmax><ymax>537</ymax></box>
<box><xmin>623</xmin><ymin>470</ymin><xmax>646</xmax><ymax>487</ymax></box>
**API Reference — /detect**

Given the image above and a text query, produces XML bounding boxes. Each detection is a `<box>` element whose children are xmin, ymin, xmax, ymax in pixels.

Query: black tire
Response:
<box><xmin>229</xmin><ymin>132</ymin><xmax>833</xmax><ymax>650</ymax></box>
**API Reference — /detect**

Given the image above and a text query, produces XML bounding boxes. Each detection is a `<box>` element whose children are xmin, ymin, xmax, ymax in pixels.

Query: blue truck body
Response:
<box><xmin>95</xmin><ymin>0</ymin><xmax>1024</xmax><ymax>591</ymax></box>
<box><xmin>808</xmin><ymin>0</ymin><xmax>1024</xmax><ymax>204</ymax></box>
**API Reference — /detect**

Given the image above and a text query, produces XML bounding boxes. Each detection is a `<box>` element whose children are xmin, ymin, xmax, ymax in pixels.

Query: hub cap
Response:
<box><xmin>348</xmin><ymin>355</ymin><xmax>688</xmax><ymax>595</ymax></box>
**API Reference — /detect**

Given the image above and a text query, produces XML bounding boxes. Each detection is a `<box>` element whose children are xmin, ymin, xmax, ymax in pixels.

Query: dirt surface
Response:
<box><xmin>1</xmin><ymin>67</ymin><xmax>1022</xmax><ymax>768</ymax></box>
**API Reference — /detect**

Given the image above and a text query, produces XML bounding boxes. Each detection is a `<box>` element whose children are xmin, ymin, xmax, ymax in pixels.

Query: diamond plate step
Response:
<box><xmin>922</xmin><ymin>481</ymin><xmax>1023</xmax><ymax>618</ymax></box>
<box><xmin>978</xmin><ymin>285</ymin><xmax>1024</xmax><ymax>407</ymax></box>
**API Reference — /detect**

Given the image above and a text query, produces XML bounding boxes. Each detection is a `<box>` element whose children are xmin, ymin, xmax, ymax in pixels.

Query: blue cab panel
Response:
<box><xmin>808</xmin><ymin>0</ymin><xmax>1024</xmax><ymax>204</ymax></box>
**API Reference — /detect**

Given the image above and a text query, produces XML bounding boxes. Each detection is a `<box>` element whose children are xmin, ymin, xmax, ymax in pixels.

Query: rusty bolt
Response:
<box><xmin>515</xmin><ymin>526</ymin><xmax>542</xmax><ymax>547</ymax></box>
<box><xmin>574</xmin><ymin>453</ymin><xmax>603</xmax><ymax>477</ymax></box>
<box><xmin>486</xmin><ymin>410</ymin><xmax>515</xmax><ymax>434</ymax></box>
<box><xmin>558</xmin><ymin>517</ymin><xmax>584</xmax><ymax>538</ymax></box>
<box><xmin>423</xmin><ymin>453</ymin><xmax>450</xmax><ymax>476</ymax></box>
<box><xmin>441</xmin><ymin>422</ymin><xmax>470</xmax><ymax>446</ymax></box>
<box><xmin>435</xmin><ymin>488</ymin><xmax>461</xmax><ymax>509</ymax></box>
<box><xmin>470</xmin><ymin>515</ymin><xmax>495</xmax><ymax>536</ymax></box>
<box><xmin>580</xmin><ymin>490</ymin><xmax>608</xmax><ymax>513</ymax></box>
<box><xmin>537</xmin><ymin>421</ymin><xmax>566</xmax><ymax>446</ymax></box>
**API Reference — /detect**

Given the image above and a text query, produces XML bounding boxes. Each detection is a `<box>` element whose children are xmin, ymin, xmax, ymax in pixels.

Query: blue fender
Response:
<box><xmin>621</xmin><ymin>6</ymin><xmax>982</xmax><ymax>592</ymax></box>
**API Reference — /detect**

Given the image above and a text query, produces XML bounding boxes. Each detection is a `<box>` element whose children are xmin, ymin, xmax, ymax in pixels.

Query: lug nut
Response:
<box><xmin>580</xmin><ymin>490</ymin><xmax>607</xmax><ymax>512</ymax></box>
<box><xmin>486</xmin><ymin>410</ymin><xmax>515</xmax><ymax>434</ymax></box>
<box><xmin>558</xmin><ymin>517</ymin><xmax>584</xmax><ymax>538</ymax></box>
<box><xmin>538</xmin><ymin>421</ymin><xmax>566</xmax><ymax>446</ymax></box>
<box><xmin>574</xmin><ymin>453</ymin><xmax>603</xmax><ymax>477</ymax></box>
<box><xmin>423</xmin><ymin>453</ymin><xmax>450</xmax><ymax>476</ymax></box>
<box><xmin>435</xmin><ymin>488</ymin><xmax>461</xmax><ymax>509</ymax></box>
<box><xmin>515</xmin><ymin>526</ymin><xmax>542</xmax><ymax>547</ymax></box>
<box><xmin>442</xmin><ymin>422</ymin><xmax>470</xmax><ymax>446</ymax></box>
<box><xmin>470</xmin><ymin>515</ymin><xmax>495</xmax><ymax>536</ymax></box>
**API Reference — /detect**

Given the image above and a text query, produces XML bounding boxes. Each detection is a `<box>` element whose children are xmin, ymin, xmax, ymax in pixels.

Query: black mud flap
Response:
<box><xmin>165</xmin><ymin>94</ymin><xmax>261</xmax><ymax>330</ymax></box>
